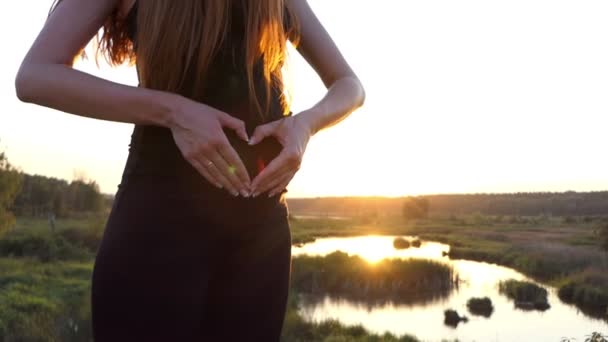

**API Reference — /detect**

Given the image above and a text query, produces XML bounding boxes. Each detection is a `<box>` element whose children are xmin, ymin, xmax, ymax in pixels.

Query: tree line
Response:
<box><xmin>0</xmin><ymin>151</ymin><xmax>22</xmax><ymax>236</ymax></box>
<box><xmin>12</xmin><ymin>174</ymin><xmax>103</xmax><ymax>218</ymax></box>
<box><xmin>0</xmin><ymin>147</ymin><xmax>104</xmax><ymax>235</ymax></box>
<box><xmin>287</xmin><ymin>192</ymin><xmax>608</xmax><ymax>218</ymax></box>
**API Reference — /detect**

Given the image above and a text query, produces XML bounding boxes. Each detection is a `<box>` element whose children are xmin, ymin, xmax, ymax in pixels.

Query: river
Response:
<box><xmin>292</xmin><ymin>235</ymin><xmax>607</xmax><ymax>342</ymax></box>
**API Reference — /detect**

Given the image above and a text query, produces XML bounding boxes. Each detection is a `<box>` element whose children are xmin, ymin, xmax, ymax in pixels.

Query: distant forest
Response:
<box><xmin>11</xmin><ymin>173</ymin><xmax>106</xmax><ymax>218</ymax></box>
<box><xmin>0</xmin><ymin>152</ymin><xmax>106</xmax><ymax>223</ymax></box>
<box><xmin>3</xmin><ymin>146</ymin><xmax>608</xmax><ymax>223</ymax></box>
<box><xmin>286</xmin><ymin>192</ymin><xmax>608</xmax><ymax>218</ymax></box>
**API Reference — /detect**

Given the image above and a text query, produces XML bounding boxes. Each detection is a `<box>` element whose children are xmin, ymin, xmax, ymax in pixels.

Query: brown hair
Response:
<box><xmin>49</xmin><ymin>0</ymin><xmax>300</xmax><ymax>121</ymax></box>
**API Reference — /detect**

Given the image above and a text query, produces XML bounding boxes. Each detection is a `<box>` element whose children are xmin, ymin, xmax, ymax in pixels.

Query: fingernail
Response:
<box><xmin>252</xmin><ymin>192</ymin><xmax>259</xmax><ymax>198</ymax></box>
<box><xmin>241</xmin><ymin>190</ymin><xmax>250</xmax><ymax>197</ymax></box>
<box><xmin>232</xmin><ymin>190</ymin><xmax>239</xmax><ymax>197</ymax></box>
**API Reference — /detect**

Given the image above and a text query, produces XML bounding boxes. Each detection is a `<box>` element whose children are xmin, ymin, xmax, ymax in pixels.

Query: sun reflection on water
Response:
<box><xmin>292</xmin><ymin>235</ymin><xmax>449</xmax><ymax>264</ymax></box>
<box><xmin>292</xmin><ymin>235</ymin><xmax>608</xmax><ymax>342</ymax></box>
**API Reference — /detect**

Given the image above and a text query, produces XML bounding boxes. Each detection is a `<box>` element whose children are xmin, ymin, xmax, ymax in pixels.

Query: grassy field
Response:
<box><xmin>1</xmin><ymin>214</ymin><xmax>606</xmax><ymax>341</ymax></box>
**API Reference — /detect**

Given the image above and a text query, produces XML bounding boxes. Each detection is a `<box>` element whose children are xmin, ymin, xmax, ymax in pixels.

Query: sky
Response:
<box><xmin>1</xmin><ymin>0</ymin><xmax>607</xmax><ymax>198</ymax></box>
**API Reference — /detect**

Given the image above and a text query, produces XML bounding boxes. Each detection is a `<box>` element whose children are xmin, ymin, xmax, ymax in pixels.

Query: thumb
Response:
<box><xmin>248</xmin><ymin>123</ymin><xmax>276</xmax><ymax>146</ymax></box>
<box><xmin>217</xmin><ymin>112</ymin><xmax>249</xmax><ymax>142</ymax></box>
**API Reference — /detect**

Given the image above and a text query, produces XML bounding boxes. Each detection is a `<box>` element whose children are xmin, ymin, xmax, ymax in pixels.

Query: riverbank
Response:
<box><xmin>290</xmin><ymin>214</ymin><xmax>608</xmax><ymax>320</ymax></box>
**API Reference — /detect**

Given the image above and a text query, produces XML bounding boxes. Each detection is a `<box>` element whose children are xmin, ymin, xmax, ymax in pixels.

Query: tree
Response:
<box><xmin>402</xmin><ymin>196</ymin><xmax>430</xmax><ymax>220</ymax></box>
<box><xmin>0</xmin><ymin>149</ymin><xmax>23</xmax><ymax>236</ymax></box>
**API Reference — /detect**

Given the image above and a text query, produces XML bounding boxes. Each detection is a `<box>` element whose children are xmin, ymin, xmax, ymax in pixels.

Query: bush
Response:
<box><xmin>558</xmin><ymin>272</ymin><xmax>608</xmax><ymax>314</ymax></box>
<box><xmin>498</xmin><ymin>279</ymin><xmax>550</xmax><ymax>311</ymax></box>
<box><xmin>393</xmin><ymin>237</ymin><xmax>410</xmax><ymax>250</ymax></box>
<box><xmin>443</xmin><ymin>309</ymin><xmax>468</xmax><ymax>327</ymax></box>
<box><xmin>466</xmin><ymin>297</ymin><xmax>494</xmax><ymax>317</ymax></box>
<box><xmin>0</xmin><ymin>230</ymin><xmax>89</xmax><ymax>262</ymax></box>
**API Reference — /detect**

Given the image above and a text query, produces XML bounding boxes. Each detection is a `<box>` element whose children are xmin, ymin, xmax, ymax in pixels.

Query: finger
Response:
<box><xmin>248</xmin><ymin>121</ymin><xmax>278</xmax><ymax>146</ymax></box>
<box><xmin>199</xmin><ymin>155</ymin><xmax>240</xmax><ymax>196</ymax></box>
<box><xmin>266</xmin><ymin>172</ymin><xmax>294</xmax><ymax>197</ymax></box>
<box><xmin>207</xmin><ymin>149</ymin><xmax>247</xmax><ymax>196</ymax></box>
<box><xmin>254</xmin><ymin>167</ymin><xmax>291</xmax><ymax>197</ymax></box>
<box><xmin>218</xmin><ymin>112</ymin><xmax>249</xmax><ymax>142</ymax></box>
<box><xmin>217</xmin><ymin>141</ymin><xmax>251</xmax><ymax>188</ymax></box>
<box><xmin>251</xmin><ymin>152</ymin><xmax>291</xmax><ymax>195</ymax></box>
<box><xmin>190</xmin><ymin>158</ymin><xmax>223</xmax><ymax>189</ymax></box>
<box><xmin>268</xmin><ymin>174</ymin><xmax>293</xmax><ymax>197</ymax></box>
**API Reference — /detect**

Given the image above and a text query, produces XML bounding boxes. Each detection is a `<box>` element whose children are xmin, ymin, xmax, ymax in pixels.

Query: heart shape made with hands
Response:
<box><xmin>222</xmin><ymin>126</ymin><xmax>283</xmax><ymax>180</ymax></box>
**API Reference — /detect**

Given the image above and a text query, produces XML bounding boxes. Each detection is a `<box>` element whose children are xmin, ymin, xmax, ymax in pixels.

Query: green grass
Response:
<box><xmin>0</xmin><ymin>258</ymin><xmax>93</xmax><ymax>341</ymax></box>
<box><xmin>1</xmin><ymin>213</ymin><xmax>606</xmax><ymax>340</ymax></box>
<box><xmin>291</xmin><ymin>251</ymin><xmax>457</xmax><ymax>306</ymax></box>
<box><xmin>498</xmin><ymin>279</ymin><xmax>550</xmax><ymax>311</ymax></box>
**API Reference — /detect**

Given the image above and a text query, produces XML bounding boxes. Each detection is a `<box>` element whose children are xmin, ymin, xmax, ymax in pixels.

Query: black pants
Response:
<box><xmin>91</xmin><ymin>125</ymin><xmax>292</xmax><ymax>341</ymax></box>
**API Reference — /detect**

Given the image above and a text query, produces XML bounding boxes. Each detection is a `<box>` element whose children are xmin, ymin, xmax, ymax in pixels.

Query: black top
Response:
<box><xmin>124</xmin><ymin>1</ymin><xmax>293</xmax><ymax>128</ymax></box>
<box><xmin>120</xmin><ymin>1</ymin><xmax>291</xmax><ymax>184</ymax></box>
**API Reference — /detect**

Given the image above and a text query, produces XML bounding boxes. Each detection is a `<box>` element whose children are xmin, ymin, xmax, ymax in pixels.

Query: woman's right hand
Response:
<box><xmin>168</xmin><ymin>96</ymin><xmax>252</xmax><ymax>197</ymax></box>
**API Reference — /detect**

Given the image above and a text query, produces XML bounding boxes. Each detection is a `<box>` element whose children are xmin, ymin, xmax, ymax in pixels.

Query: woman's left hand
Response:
<box><xmin>248</xmin><ymin>113</ymin><xmax>314</xmax><ymax>197</ymax></box>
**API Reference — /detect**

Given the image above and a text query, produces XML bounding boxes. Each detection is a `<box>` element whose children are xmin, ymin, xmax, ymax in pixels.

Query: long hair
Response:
<box><xmin>49</xmin><ymin>0</ymin><xmax>300</xmax><ymax>121</ymax></box>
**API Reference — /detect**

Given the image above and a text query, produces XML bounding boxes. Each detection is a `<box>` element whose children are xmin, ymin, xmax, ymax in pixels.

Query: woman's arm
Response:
<box><xmin>15</xmin><ymin>0</ymin><xmax>253</xmax><ymax>197</ymax></box>
<box><xmin>248</xmin><ymin>0</ymin><xmax>365</xmax><ymax>196</ymax></box>
<box><xmin>15</xmin><ymin>0</ymin><xmax>173</xmax><ymax>126</ymax></box>
<box><xmin>288</xmin><ymin>0</ymin><xmax>366</xmax><ymax>135</ymax></box>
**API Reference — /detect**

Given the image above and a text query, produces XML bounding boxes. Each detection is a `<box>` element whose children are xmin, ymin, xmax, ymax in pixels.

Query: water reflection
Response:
<box><xmin>292</xmin><ymin>235</ymin><xmax>607</xmax><ymax>342</ymax></box>
<box><xmin>293</xmin><ymin>235</ymin><xmax>450</xmax><ymax>263</ymax></box>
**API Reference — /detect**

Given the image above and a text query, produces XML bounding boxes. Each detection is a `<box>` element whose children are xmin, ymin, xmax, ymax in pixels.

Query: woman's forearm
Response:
<box><xmin>298</xmin><ymin>75</ymin><xmax>366</xmax><ymax>136</ymax></box>
<box><xmin>15</xmin><ymin>62</ymin><xmax>180</xmax><ymax>128</ymax></box>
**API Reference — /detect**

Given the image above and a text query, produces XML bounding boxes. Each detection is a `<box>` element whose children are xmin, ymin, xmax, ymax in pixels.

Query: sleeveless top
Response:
<box><xmin>124</xmin><ymin>1</ymin><xmax>292</xmax><ymax>128</ymax></box>
<box><xmin>120</xmin><ymin>1</ymin><xmax>293</xmax><ymax>187</ymax></box>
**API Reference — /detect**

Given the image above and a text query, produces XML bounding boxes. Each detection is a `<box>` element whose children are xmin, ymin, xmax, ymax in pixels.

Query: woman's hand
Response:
<box><xmin>247</xmin><ymin>113</ymin><xmax>314</xmax><ymax>197</ymax></box>
<box><xmin>169</xmin><ymin>96</ymin><xmax>252</xmax><ymax>197</ymax></box>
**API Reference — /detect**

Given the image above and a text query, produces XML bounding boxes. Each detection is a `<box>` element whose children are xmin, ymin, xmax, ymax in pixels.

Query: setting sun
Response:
<box><xmin>2</xmin><ymin>0</ymin><xmax>607</xmax><ymax>197</ymax></box>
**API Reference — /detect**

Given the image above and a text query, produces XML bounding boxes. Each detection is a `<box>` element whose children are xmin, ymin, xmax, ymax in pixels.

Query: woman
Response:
<box><xmin>15</xmin><ymin>0</ymin><xmax>365</xmax><ymax>340</ymax></box>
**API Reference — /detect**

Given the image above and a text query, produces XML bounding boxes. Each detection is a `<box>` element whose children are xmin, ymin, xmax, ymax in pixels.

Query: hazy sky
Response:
<box><xmin>2</xmin><ymin>0</ymin><xmax>607</xmax><ymax>197</ymax></box>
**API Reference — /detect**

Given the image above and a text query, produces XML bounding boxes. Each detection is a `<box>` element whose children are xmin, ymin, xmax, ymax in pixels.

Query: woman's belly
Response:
<box><xmin>117</xmin><ymin>121</ymin><xmax>288</xmax><ymax>221</ymax></box>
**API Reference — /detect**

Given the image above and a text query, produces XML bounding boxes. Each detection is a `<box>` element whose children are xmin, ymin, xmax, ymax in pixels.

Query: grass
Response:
<box><xmin>11</xmin><ymin>214</ymin><xmax>608</xmax><ymax>314</ymax></box>
<box><xmin>0</xmin><ymin>258</ymin><xmax>93</xmax><ymax>342</ymax></box>
<box><xmin>291</xmin><ymin>251</ymin><xmax>458</xmax><ymax>306</ymax></box>
<box><xmin>2</xmin><ymin>214</ymin><xmax>607</xmax><ymax>340</ymax></box>
<box><xmin>466</xmin><ymin>297</ymin><xmax>494</xmax><ymax>317</ymax></box>
<box><xmin>0</xmin><ymin>255</ymin><xmax>431</xmax><ymax>342</ymax></box>
<box><xmin>498</xmin><ymin>279</ymin><xmax>550</xmax><ymax>311</ymax></box>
